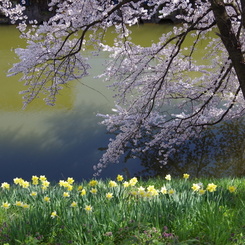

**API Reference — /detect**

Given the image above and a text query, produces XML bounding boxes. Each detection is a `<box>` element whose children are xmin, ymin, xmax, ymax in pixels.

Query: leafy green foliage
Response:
<box><xmin>0</xmin><ymin>175</ymin><xmax>244</xmax><ymax>244</ymax></box>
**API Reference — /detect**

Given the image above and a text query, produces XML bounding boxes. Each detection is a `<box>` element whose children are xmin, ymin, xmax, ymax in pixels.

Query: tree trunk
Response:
<box><xmin>241</xmin><ymin>0</ymin><xmax>245</xmax><ymax>29</ymax></box>
<box><xmin>210</xmin><ymin>0</ymin><xmax>245</xmax><ymax>99</ymax></box>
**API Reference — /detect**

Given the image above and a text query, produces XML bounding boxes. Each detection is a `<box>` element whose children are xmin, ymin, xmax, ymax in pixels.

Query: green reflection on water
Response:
<box><xmin>0</xmin><ymin>23</ymin><xmax>243</xmax><ymax>180</ymax></box>
<box><xmin>0</xmin><ymin>25</ymin><xmax>75</xmax><ymax>111</ymax></box>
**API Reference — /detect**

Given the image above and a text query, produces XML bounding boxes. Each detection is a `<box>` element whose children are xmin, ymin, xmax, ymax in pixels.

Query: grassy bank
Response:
<box><xmin>0</xmin><ymin>174</ymin><xmax>244</xmax><ymax>244</ymax></box>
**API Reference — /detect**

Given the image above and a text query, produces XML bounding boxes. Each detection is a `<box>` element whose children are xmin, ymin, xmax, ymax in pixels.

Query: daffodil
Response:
<box><xmin>13</xmin><ymin>177</ymin><xmax>20</xmax><ymax>185</ymax></box>
<box><xmin>199</xmin><ymin>189</ymin><xmax>206</xmax><ymax>195</ymax></box>
<box><xmin>88</xmin><ymin>180</ymin><xmax>98</xmax><ymax>187</ymax></box>
<box><xmin>165</xmin><ymin>174</ymin><xmax>171</xmax><ymax>181</ymax></box>
<box><xmin>63</xmin><ymin>192</ymin><xmax>70</xmax><ymax>197</ymax></box>
<box><xmin>183</xmin><ymin>173</ymin><xmax>190</xmax><ymax>179</ymax></box>
<box><xmin>116</xmin><ymin>174</ymin><xmax>124</xmax><ymax>182</ymax></box>
<box><xmin>77</xmin><ymin>185</ymin><xmax>83</xmax><ymax>191</ymax></box>
<box><xmin>191</xmin><ymin>183</ymin><xmax>201</xmax><ymax>192</ymax></box>
<box><xmin>160</xmin><ymin>186</ymin><xmax>167</xmax><ymax>194</ymax></box>
<box><xmin>21</xmin><ymin>203</ymin><xmax>30</xmax><ymax>209</ymax></box>
<box><xmin>59</xmin><ymin>180</ymin><xmax>67</xmax><ymax>187</ymax></box>
<box><xmin>147</xmin><ymin>186</ymin><xmax>159</xmax><ymax>196</ymax></box>
<box><xmin>1</xmin><ymin>182</ymin><xmax>10</xmax><ymax>190</ymax></box>
<box><xmin>138</xmin><ymin>186</ymin><xmax>145</xmax><ymax>196</ymax></box>
<box><xmin>168</xmin><ymin>189</ymin><xmax>175</xmax><ymax>195</ymax></box>
<box><xmin>228</xmin><ymin>186</ymin><xmax>236</xmax><ymax>193</ymax></box>
<box><xmin>42</xmin><ymin>180</ymin><xmax>50</xmax><ymax>188</ymax></box>
<box><xmin>129</xmin><ymin>177</ymin><xmax>138</xmax><ymax>186</ymax></box>
<box><xmin>149</xmin><ymin>189</ymin><xmax>159</xmax><ymax>196</ymax></box>
<box><xmin>39</xmin><ymin>175</ymin><xmax>47</xmax><ymax>182</ymax></box>
<box><xmin>90</xmin><ymin>188</ymin><xmax>97</xmax><ymax>194</ymax></box>
<box><xmin>51</xmin><ymin>211</ymin><xmax>58</xmax><ymax>219</ymax></box>
<box><xmin>138</xmin><ymin>190</ymin><xmax>146</xmax><ymax>197</ymax></box>
<box><xmin>66</xmin><ymin>184</ymin><xmax>73</xmax><ymax>191</ymax></box>
<box><xmin>13</xmin><ymin>177</ymin><xmax>24</xmax><ymax>185</ymax></box>
<box><xmin>206</xmin><ymin>183</ymin><xmax>217</xmax><ymax>192</ymax></box>
<box><xmin>109</xmin><ymin>180</ymin><xmax>117</xmax><ymax>187</ymax></box>
<box><xmin>123</xmin><ymin>181</ymin><xmax>129</xmax><ymax>187</ymax></box>
<box><xmin>32</xmin><ymin>179</ymin><xmax>39</xmax><ymax>185</ymax></box>
<box><xmin>70</xmin><ymin>201</ymin><xmax>78</xmax><ymax>208</ymax></box>
<box><xmin>32</xmin><ymin>175</ymin><xmax>39</xmax><ymax>185</ymax></box>
<box><xmin>67</xmin><ymin>177</ymin><xmax>74</xmax><ymax>184</ymax></box>
<box><xmin>30</xmin><ymin>191</ymin><xmax>37</xmax><ymax>197</ymax></box>
<box><xmin>84</xmin><ymin>205</ymin><xmax>93</xmax><ymax>212</ymax></box>
<box><xmin>131</xmin><ymin>190</ymin><xmax>138</xmax><ymax>196</ymax></box>
<box><xmin>21</xmin><ymin>181</ymin><xmax>30</xmax><ymax>188</ymax></box>
<box><xmin>80</xmin><ymin>189</ymin><xmax>86</xmax><ymax>196</ymax></box>
<box><xmin>145</xmin><ymin>191</ymin><xmax>153</xmax><ymax>198</ymax></box>
<box><xmin>106</xmin><ymin>192</ymin><xmax>113</xmax><ymax>200</ymax></box>
<box><xmin>32</xmin><ymin>175</ymin><xmax>39</xmax><ymax>181</ymax></box>
<box><xmin>15</xmin><ymin>201</ymin><xmax>23</xmax><ymax>207</ymax></box>
<box><xmin>43</xmin><ymin>196</ymin><xmax>50</xmax><ymax>202</ymax></box>
<box><xmin>1</xmin><ymin>202</ymin><xmax>10</xmax><ymax>209</ymax></box>
<box><xmin>147</xmin><ymin>185</ymin><xmax>155</xmax><ymax>192</ymax></box>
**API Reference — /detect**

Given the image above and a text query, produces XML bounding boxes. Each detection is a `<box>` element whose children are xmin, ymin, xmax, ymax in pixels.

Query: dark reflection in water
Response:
<box><xmin>0</xmin><ymin>100</ymin><xmax>244</xmax><ymax>182</ymax></box>
<box><xmin>120</xmin><ymin>119</ymin><xmax>245</xmax><ymax>179</ymax></box>
<box><xmin>0</xmin><ymin>103</ymin><xmax>142</xmax><ymax>182</ymax></box>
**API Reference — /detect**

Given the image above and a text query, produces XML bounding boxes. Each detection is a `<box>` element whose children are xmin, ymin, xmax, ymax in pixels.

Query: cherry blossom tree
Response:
<box><xmin>4</xmin><ymin>0</ymin><xmax>245</xmax><ymax>174</ymax></box>
<box><xmin>0</xmin><ymin>0</ymin><xmax>26</xmax><ymax>23</ymax></box>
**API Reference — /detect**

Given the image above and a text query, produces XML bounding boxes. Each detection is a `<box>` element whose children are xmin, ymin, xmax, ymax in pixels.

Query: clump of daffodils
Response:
<box><xmin>0</xmin><ymin>173</ymin><xmax>239</xmax><ymax>218</ymax></box>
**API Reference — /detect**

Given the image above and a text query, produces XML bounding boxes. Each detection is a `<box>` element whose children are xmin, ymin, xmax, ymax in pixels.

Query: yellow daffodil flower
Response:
<box><xmin>66</xmin><ymin>184</ymin><xmax>73</xmax><ymax>191</ymax></box>
<box><xmin>109</xmin><ymin>180</ymin><xmax>117</xmax><ymax>187</ymax></box>
<box><xmin>30</xmin><ymin>191</ymin><xmax>37</xmax><ymax>197</ymax></box>
<box><xmin>123</xmin><ymin>181</ymin><xmax>129</xmax><ymax>187</ymax></box>
<box><xmin>63</xmin><ymin>192</ymin><xmax>70</xmax><ymax>197</ymax></box>
<box><xmin>81</xmin><ymin>189</ymin><xmax>86</xmax><ymax>196</ymax></box>
<box><xmin>106</xmin><ymin>192</ymin><xmax>113</xmax><ymax>200</ymax></box>
<box><xmin>21</xmin><ymin>203</ymin><xmax>30</xmax><ymax>209</ymax></box>
<box><xmin>32</xmin><ymin>175</ymin><xmax>39</xmax><ymax>185</ymax></box>
<box><xmin>15</xmin><ymin>201</ymin><xmax>23</xmax><ymax>207</ymax></box>
<box><xmin>191</xmin><ymin>183</ymin><xmax>201</xmax><ymax>192</ymax></box>
<box><xmin>160</xmin><ymin>186</ymin><xmax>167</xmax><ymax>194</ymax></box>
<box><xmin>1</xmin><ymin>202</ymin><xmax>10</xmax><ymax>209</ymax></box>
<box><xmin>84</xmin><ymin>205</ymin><xmax>93</xmax><ymax>212</ymax></box>
<box><xmin>131</xmin><ymin>190</ymin><xmax>138</xmax><ymax>196</ymax></box>
<box><xmin>67</xmin><ymin>177</ymin><xmax>74</xmax><ymax>184</ymax></box>
<box><xmin>90</xmin><ymin>188</ymin><xmax>97</xmax><ymax>194</ymax></box>
<box><xmin>1</xmin><ymin>182</ymin><xmax>10</xmax><ymax>190</ymax></box>
<box><xmin>70</xmin><ymin>201</ymin><xmax>78</xmax><ymax>207</ymax></box>
<box><xmin>168</xmin><ymin>189</ymin><xmax>175</xmax><ymax>195</ymax></box>
<box><xmin>21</xmin><ymin>181</ymin><xmax>30</xmax><ymax>188</ymax></box>
<box><xmin>228</xmin><ymin>186</ymin><xmax>236</xmax><ymax>193</ymax></box>
<box><xmin>88</xmin><ymin>180</ymin><xmax>98</xmax><ymax>187</ymax></box>
<box><xmin>39</xmin><ymin>175</ymin><xmax>47</xmax><ymax>182</ymax></box>
<box><xmin>129</xmin><ymin>177</ymin><xmax>138</xmax><ymax>186</ymax></box>
<box><xmin>199</xmin><ymin>189</ymin><xmax>206</xmax><ymax>195</ymax></box>
<box><xmin>116</xmin><ymin>175</ymin><xmax>124</xmax><ymax>182</ymax></box>
<box><xmin>206</xmin><ymin>183</ymin><xmax>217</xmax><ymax>192</ymax></box>
<box><xmin>51</xmin><ymin>211</ymin><xmax>58</xmax><ymax>218</ymax></box>
<box><xmin>43</xmin><ymin>196</ymin><xmax>50</xmax><ymax>202</ymax></box>
<box><xmin>183</xmin><ymin>173</ymin><xmax>190</xmax><ymax>179</ymax></box>
<box><xmin>13</xmin><ymin>177</ymin><xmax>24</xmax><ymax>185</ymax></box>
<box><xmin>42</xmin><ymin>180</ymin><xmax>50</xmax><ymax>188</ymax></box>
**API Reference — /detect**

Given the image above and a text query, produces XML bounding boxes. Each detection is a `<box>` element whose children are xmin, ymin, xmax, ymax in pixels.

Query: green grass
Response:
<box><xmin>0</xmin><ymin>174</ymin><xmax>244</xmax><ymax>244</ymax></box>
